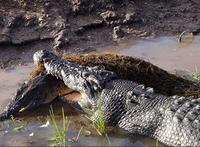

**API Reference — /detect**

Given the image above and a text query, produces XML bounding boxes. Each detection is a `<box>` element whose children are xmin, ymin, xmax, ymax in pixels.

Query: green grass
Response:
<box><xmin>74</xmin><ymin>126</ymin><xmax>83</xmax><ymax>142</ymax></box>
<box><xmin>156</xmin><ymin>139</ymin><xmax>159</xmax><ymax>147</ymax></box>
<box><xmin>93</xmin><ymin>96</ymin><xmax>106</xmax><ymax>136</ymax></box>
<box><xmin>49</xmin><ymin>106</ymin><xmax>69</xmax><ymax>146</ymax></box>
<box><xmin>191</xmin><ymin>72</ymin><xmax>200</xmax><ymax>81</ymax></box>
<box><xmin>11</xmin><ymin>116</ymin><xmax>26</xmax><ymax>132</ymax></box>
<box><xmin>191</xmin><ymin>66</ymin><xmax>200</xmax><ymax>81</ymax></box>
<box><xmin>91</xmin><ymin>96</ymin><xmax>111</xmax><ymax>144</ymax></box>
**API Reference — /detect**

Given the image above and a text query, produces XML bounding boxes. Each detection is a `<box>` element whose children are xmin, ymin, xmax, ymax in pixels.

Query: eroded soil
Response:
<box><xmin>0</xmin><ymin>0</ymin><xmax>200</xmax><ymax>68</ymax></box>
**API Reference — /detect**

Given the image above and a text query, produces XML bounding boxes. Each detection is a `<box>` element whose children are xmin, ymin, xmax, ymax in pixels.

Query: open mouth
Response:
<box><xmin>60</xmin><ymin>90</ymin><xmax>82</xmax><ymax>102</ymax></box>
<box><xmin>0</xmin><ymin>70</ymin><xmax>98</xmax><ymax>121</ymax></box>
<box><xmin>60</xmin><ymin>89</ymin><xmax>96</xmax><ymax>114</ymax></box>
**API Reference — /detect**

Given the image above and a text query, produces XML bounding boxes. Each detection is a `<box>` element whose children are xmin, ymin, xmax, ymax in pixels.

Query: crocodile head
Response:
<box><xmin>0</xmin><ymin>74</ymin><xmax>83</xmax><ymax>120</ymax></box>
<box><xmin>33</xmin><ymin>50</ymin><xmax>118</xmax><ymax>112</ymax></box>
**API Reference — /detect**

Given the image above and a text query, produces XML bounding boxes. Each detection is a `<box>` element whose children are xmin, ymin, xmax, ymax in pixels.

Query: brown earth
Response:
<box><xmin>0</xmin><ymin>0</ymin><xmax>200</xmax><ymax>69</ymax></box>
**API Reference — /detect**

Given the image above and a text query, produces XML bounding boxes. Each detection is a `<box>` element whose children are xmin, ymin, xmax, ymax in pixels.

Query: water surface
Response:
<box><xmin>99</xmin><ymin>35</ymin><xmax>200</xmax><ymax>73</ymax></box>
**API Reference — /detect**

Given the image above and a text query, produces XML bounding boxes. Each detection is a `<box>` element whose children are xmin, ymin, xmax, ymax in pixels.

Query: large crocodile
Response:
<box><xmin>1</xmin><ymin>50</ymin><xmax>200</xmax><ymax>146</ymax></box>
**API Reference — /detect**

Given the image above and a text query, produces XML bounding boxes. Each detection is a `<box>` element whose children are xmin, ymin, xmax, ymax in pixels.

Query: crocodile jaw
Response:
<box><xmin>77</xmin><ymin>92</ymin><xmax>98</xmax><ymax>114</ymax></box>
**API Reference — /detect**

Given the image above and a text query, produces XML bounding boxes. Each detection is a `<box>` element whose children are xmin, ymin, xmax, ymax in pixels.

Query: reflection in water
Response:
<box><xmin>99</xmin><ymin>35</ymin><xmax>200</xmax><ymax>72</ymax></box>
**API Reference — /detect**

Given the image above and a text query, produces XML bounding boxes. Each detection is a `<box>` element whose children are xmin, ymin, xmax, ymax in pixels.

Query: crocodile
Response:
<box><xmin>0</xmin><ymin>74</ymin><xmax>82</xmax><ymax>120</ymax></box>
<box><xmin>1</xmin><ymin>50</ymin><xmax>200</xmax><ymax>146</ymax></box>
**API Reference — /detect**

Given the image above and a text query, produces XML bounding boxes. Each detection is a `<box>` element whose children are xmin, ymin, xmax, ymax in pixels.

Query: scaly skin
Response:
<box><xmin>101</xmin><ymin>80</ymin><xmax>200</xmax><ymax>146</ymax></box>
<box><xmin>33</xmin><ymin>50</ymin><xmax>200</xmax><ymax>146</ymax></box>
<box><xmin>33</xmin><ymin>50</ymin><xmax>117</xmax><ymax>109</ymax></box>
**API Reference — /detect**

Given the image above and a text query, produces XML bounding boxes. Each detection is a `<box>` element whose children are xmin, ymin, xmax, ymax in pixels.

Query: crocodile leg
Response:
<box><xmin>33</xmin><ymin>50</ymin><xmax>117</xmax><ymax>109</ymax></box>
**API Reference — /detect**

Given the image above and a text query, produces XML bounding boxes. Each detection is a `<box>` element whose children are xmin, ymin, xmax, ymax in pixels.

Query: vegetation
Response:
<box><xmin>92</xmin><ymin>96</ymin><xmax>106</xmax><ymax>136</ymax></box>
<box><xmin>191</xmin><ymin>72</ymin><xmax>200</xmax><ymax>81</ymax></box>
<box><xmin>49</xmin><ymin>106</ymin><xmax>69</xmax><ymax>146</ymax></box>
<box><xmin>11</xmin><ymin>116</ymin><xmax>26</xmax><ymax>132</ymax></box>
<box><xmin>91</xmin><ymin>96</ymin><xmax>111</xmax><ymax>144</ymax></box>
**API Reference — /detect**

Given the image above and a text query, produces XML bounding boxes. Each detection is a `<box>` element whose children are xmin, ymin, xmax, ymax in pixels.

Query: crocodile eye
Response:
<box><xmin>81</xmin><ymin>72</ymin><xmax>90</xmax><ymax>78</ymax></box>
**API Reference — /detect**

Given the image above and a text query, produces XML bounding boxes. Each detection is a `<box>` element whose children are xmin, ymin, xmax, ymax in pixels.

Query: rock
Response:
<box><xmin>25</xmin><ymin>15</ymin><xmax>39</xmax><ymax>27</ymax></box>
<box><xmin>74</xmin><ymin>20</ymin><xmax>104</xmax><ymax>35</ymax></box>
<box><xmin>71</xmin><ymin>0</ymin><xmax>82</xmax><ymax>13</ymax></box>
<box><xmin>123</xmin><ymin>12</ymin><xmax>141</xmax><ymax>24</ymax></box>
<box><xmin>81</xmin><ymin>20</ymin><xmax>104</xmax><ymax>30</ymax></box>
<box><xmin>100</xmin><ymin>10</ymin><xmax>118</xmax><ymax>22</ymax></box>
<box><xmin>100</xmin><ymin>10</ymin><xmax>124</xmax><ymax>26</ymax></box>
<box><xmin>74</xmin><ymin>27</ymin><xmax>85</xmax><ymax>35</ymax></box>
<box><xmin>0</xmin><ymin>36</ymin><xmax>10</xmax><ymax>44</ymax></box>
<box><xmin>112</xmin><ymin>26</ymin><xmax>124</xmax><ymax>39</ymax></box>
<box><xmin>53</xmin><ymin>30</ymin><xmax>70</xmax><ymax>49</ymax></box>
<box><xmin>0</xmin><ymin>13</ymin><xmax>45</xmax><ymax>45</ymax></box>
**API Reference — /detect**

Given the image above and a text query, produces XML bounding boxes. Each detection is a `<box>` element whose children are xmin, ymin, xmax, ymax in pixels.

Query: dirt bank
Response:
<box><xmin>0</xmin><ymin>0</ymin><xmax>200</xmax><ymax>68</ymax></box>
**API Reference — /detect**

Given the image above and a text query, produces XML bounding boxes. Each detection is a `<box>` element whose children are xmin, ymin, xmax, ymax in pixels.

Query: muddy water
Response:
<box><xmin>0</xmin><ymin>64</ymin><xmax>163</xmax><ymax>146</ymax></box>
<box><xmin>99</xmin><ymin>35</ymin><xmax>200</xmax><ymax>73</ymax></box>
<box><xmin>0</xmin><ymin>64</ymin><xmax>34</xmax><ymax>111</ymax></box>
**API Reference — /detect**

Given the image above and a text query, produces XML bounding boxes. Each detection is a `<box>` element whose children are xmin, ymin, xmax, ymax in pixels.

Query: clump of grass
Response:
<box><xmin>191</xmin><ymin>66</ymin><xmax>200</xmax><ymax>81</ymax></box>
<box><xmin>49</xmin><ymin>106</ymin><xmax>69</xmax><ymax>146</ymax></box>
<box><xmin>91</xmin><ymin>96</ymin><xmax>111</xmax><ymax>145</ymax></box>
<box><xmin>93</xmin><ymin>96</ymin><xmax>106</xmax><ymax>136</ymax></box>
<box><xmin>11</xmin><ymin>116</ymin><xmax>25</xmax><ymax>132</ymax></box>
<box><xmin>191</xmin><ymin>72</ymin><xmax>200</xmax><ymax>81</ymax></box>
<box><xmin>156</xmin><ymin>139</ymin><xmax>159</xmax><ymax>147</ymax></box>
